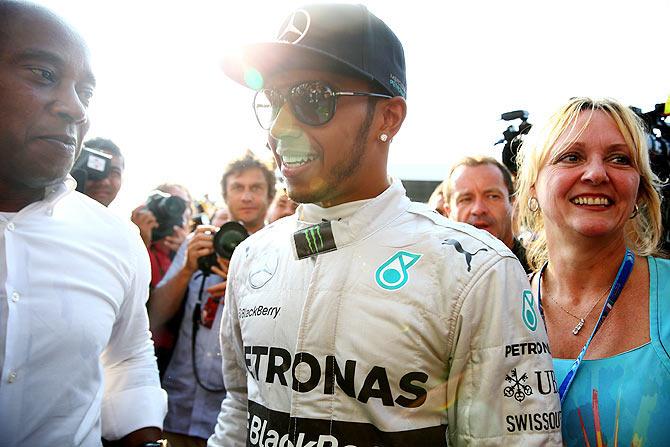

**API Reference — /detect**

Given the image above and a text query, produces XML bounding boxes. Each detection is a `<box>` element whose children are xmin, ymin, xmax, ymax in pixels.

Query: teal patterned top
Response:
<box><xmin>554</xmin><ymin>257</ymin><xmax>670</xmax><ymax>447</ymax></box>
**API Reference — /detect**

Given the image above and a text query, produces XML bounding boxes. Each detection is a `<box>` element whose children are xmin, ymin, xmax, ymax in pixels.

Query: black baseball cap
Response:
<box><xmin>222</xmin><ymin>3</ymin><xmax>407</xmax><ymax>98</ymax></box>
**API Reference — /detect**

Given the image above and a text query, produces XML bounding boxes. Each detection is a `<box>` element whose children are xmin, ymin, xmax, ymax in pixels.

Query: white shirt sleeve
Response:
<box><xmin>100</xmin><ymin>234</ymin><xmax>168</xmax><ymax>440</ymax></box>
<box><xmin>208</xmin><ymin>251</ymin><xmax>249</xmax><ymax>447</ymax></box>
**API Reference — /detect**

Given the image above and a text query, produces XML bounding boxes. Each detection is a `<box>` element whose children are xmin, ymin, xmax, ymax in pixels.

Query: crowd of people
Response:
<box><xmin>1</xmin><ymin>1</ymin><xmax>668</xmax><ymax>446</ymax></box>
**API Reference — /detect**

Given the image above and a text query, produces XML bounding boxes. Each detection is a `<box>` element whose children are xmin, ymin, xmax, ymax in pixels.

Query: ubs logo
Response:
<box><xmin>276</xmin><ymin>9</ymin><xmax>311</xmax><ymax>44</ymax></box>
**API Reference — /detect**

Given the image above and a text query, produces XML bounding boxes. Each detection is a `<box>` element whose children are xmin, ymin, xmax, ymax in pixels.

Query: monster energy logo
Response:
<box><xmin>303</xmin><ymin>226</ymin><xmax>324</xmax><ymax>254</ymax></box>
<box><xmin>293</xmin><ymin>221</ymin><xmax>337</xmax><ymax>260</ymax></box>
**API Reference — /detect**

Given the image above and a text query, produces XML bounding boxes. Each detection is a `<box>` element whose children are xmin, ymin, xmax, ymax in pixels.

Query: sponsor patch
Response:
<box><xmin>506</xmin><ymin>411</ymin><xmax>562</xmax><ymax>432</ymax></box>
<box><xmin>239</xmin><ymin>305</ymin><xmax>281</xmax><ymax>320</ymax></box>
<box><xmin>249</xmin><ymin>250</ymin><xmax>279</xmax><ymax>289</ymax></box>
<box><xmin>294</xmin><ymin>221</ymin><xmax>337</xmax><ymax>260</ymax></box>
<box><xmin>522</xmin><ymin>290</ymin><xmax>538</xmax><ymax>332</ymax></box>
<box><xmin>276</xmin><ymin>9</ymin><xmax>311</xmax><ymax>44</ymax></box>
<box><xmin>375</xmin><ymin>251</ymin><xmax>421</xmax><ymax>291</ymax></box>
<box><xmin>246</xmin><ymin>400</ymin><xmax>448</xmax><ymax>446</ymax></box>
<box><xmin>243</xmin><ymin>346</ymin><xmax>428</xmax><ymax>408</ymax></box>
<box><xmin>503</xmin><ymin>368</ymin><xmax>533</xmax><ymax>402</ymax></box>
<box><xmin>535</xmin><ymin>369</ymin><xmax>558</xmax><ymax>395</ymax></box>
<box><xmin>442</xmin><ymin>239</ymin><xmax>487</xmax><ymax>272</ymax></box>
<box><xmin>504</xmin><ymin>341</ymin><xmax>551</xmax><ymax>357</ymax></box>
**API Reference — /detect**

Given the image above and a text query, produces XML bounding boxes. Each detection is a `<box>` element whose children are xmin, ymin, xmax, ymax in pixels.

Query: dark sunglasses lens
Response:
<box><xmin>290</xmin><ymin>82</ymin><xmax>335</xmax><ymax>126</ymax></box>
<box><xmin>254</xmin><ymin>90</ymin><xmax>281</xmax><ymax>129</ymax></box>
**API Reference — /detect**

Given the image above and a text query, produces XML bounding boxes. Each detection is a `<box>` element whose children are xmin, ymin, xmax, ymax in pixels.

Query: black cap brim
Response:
<box><xmin>222</xmin><ymin>41</ymin><xmax>378</xmax><ymax>91</ymax></box>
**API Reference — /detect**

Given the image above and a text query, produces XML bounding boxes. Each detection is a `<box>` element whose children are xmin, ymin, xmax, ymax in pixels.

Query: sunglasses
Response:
<box><xmin>253</xmin><ymin>80</ymin><xmax>392</xmax><ymax>130</ymax></box>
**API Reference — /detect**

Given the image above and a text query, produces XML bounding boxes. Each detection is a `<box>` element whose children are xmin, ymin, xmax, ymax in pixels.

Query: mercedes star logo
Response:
<box><xmin>276</xmin><ymin>9</ymin><xmax>311</xmax><ymax>44</ymax></box>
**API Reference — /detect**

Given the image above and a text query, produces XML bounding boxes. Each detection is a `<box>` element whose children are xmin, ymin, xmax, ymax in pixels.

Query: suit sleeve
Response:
<box><xmin>208</xmin><ymin>248</ymin><xmax>249</xmax><ymax>447</ymax></box>
<box><xmin>447</xmin><ymin>255</ymin><xmax>563</xmax><ymax>446</ymax></box>
<box><xmin>100</xmin><ymin>232</ymin><xmax>167</xmax><ymax>440</ymax></box>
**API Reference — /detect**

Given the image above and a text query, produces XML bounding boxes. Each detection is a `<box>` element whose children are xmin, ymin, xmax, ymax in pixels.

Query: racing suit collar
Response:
<box><xmin>293</xmin><ymin>178</ymin><xmax>410</xmax><ymax>254</ymax></box>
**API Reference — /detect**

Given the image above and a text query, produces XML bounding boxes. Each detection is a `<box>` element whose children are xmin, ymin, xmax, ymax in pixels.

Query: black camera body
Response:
<box><xmin>71</xmin><ymin>146</ymin><xmax>113</xmax><ymax>193</ymax></box>
<box><xmin>495</xmin><ymin>110</ymin><xmax>532</xmax><ymax>176</ymax></box>
<box><xmin>631</xmin><ymin>103</ymin><xmax>670</xmax><ymax>250</ymax></box>
<box><xmin>145</xmin><ymin>191</ymin><xmax>188</xmax><ymax>241</ymax></box>
<box><xmin>198</xmin><ymin>221</ymin><xmax>249</xmax><ymax>273</ymax></box>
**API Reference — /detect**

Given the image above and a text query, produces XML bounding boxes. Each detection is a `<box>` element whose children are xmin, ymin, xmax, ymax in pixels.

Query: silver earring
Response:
<box><xmin>379</xmin><ymin>133</ymin><xmax>388</xmax><ymax>142</ymax></box>
<box><xmin>528</xmin><ymin>197</ymin><xmax>540</xmax><ymax>213</ymax></box>
<box><xmin>630</xmin><ymin>204</ymin><xmax>639</xmax><ymax>219</ymax></box>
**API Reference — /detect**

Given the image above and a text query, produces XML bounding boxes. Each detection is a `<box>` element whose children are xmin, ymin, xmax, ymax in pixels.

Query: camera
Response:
<box><xmin>145</xmin><ymin>191</ymin><xmax>188</xmax><ymax>241</ymax></box>
<box><xmin>71</xmin><ymin>146</ymin><xmax>113</xmax><ymax>193</ymax></box>
<box><xmin>631</xmin><ymin>103</ymin><xmax>670</xmax><ymax>251</ymax></box>
<box><xmin>197</xmin><ymin>221</ymin><xmax>249</xmax><ymax>273</ymax></box>
<box><xmin>495</xmin><ymin>110</ymin><xmax>532</xmax><ymax>175</ymax></box>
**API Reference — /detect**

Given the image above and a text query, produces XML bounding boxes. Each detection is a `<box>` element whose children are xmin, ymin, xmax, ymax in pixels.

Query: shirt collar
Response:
<box><xmin>28</xmin><ymin>176</ymin><xmax>76</xmax><ymax>216</ymax></box>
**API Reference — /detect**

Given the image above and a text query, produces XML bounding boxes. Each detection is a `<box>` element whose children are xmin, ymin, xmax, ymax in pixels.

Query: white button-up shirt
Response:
<box><xmin>0</xmin><ymin>178</ymin><xmax>167</xmax><ymax>446</ymax></box>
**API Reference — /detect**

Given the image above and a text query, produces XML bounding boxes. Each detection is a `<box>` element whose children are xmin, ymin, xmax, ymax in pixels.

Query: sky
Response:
<box><xmin>36</xmin><ymin>0</ymin><xmax>670</xmax><ymax>217</ymax></box>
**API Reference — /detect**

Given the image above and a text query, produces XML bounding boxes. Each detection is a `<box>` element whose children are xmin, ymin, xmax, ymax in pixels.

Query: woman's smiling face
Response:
<box><xmin>535</xmin><ymin>110</ymin><xmax>641</xmax><ymax>242</ymax></box>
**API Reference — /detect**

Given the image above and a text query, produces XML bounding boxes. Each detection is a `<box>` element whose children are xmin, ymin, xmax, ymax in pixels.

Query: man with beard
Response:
<box><xmin>443</xmin><ymin>156</ymin><xmax>530</xmax><ymax>272</ymax></box>
<box><xmin>0</xmin><ymin>2</ymin><xmax>166</xmax><ymax>445</ymax></box>
<box><xmin>208</xmin><ymin>4</ymin><xmax>560</xmax><ymax>446</ymax></box>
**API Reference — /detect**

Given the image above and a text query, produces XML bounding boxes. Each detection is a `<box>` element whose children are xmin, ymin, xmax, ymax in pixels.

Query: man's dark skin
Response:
<box><xmin>0</xmin><ymin>2</ymin><xmax>160</xmax><ymax>445</ymax></box>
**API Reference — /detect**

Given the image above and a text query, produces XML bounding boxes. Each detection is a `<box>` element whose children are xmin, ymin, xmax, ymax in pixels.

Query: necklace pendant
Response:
<box><xmin>572</xmin><ymin>318</ymin><xmax>585</xmax><ymax>335</ymax></box>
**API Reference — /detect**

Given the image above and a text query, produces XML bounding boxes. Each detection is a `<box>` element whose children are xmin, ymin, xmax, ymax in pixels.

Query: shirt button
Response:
<box><xmin>8</xmin><ymin>371</ymin><xmax>17</xmax><ymax>383</ymax></box>
<box><xmin>11</xmin><ymin>292</ymin><xmax>20</xmax><ymax>302</ymax></box>
<box><xmin>6</xmin><ymin>222</ymin><xmax>15</xmax><ymax>231</ymax></box>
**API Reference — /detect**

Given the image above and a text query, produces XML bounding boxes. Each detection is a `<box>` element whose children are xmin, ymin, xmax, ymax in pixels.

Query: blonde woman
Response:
<box><xmin>516</xmin><ymin>97</ymin><xmax>669</xmax><ymax>446</ymax></box>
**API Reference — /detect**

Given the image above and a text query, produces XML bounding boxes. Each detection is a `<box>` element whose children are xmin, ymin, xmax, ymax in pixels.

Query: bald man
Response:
<box><xmin>0</xmin><ymin>2</ymin><xmax>166</xmax><ymax>445</ymax></box>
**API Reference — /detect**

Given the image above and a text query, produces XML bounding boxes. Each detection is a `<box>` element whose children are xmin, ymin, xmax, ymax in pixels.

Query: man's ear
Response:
<box><xmin>377</xmin><ymin>96</ymin><xmax>407</xmax><ymax>141</ymax></box>
<box><xmin>442</xmin><ymin>202</ymin><xmax>451</xmax><ymax>218</ymax></box>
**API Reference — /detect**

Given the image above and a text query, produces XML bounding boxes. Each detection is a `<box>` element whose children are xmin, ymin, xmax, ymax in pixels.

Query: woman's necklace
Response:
<box><xmin>544</xmin><ymin>284</ymin><xmax>610</xmax><ymax>335</ymax></box>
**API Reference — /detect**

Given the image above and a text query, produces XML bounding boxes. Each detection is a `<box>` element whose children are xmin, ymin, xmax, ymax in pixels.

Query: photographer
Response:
<box><xmin>132</xmin><ymin>183</ymin><xmax>192</xmax><ymax>260</ymax></box>
<box><xmin>132</xmin><ymin>183</ymin><xmax>192</xmax><ymax>375</ymax></box>
<box><xmin>79</xmin><ymin>137</ymin><xmax>124</xmax><ymax>207</ymax></box>
<box><xmin>150</xmin><ymin>152</ymin><xmax>274</xmax><ymax>447</ymax></box>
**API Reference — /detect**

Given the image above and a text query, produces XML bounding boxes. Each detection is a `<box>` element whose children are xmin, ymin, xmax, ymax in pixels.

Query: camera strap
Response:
<box><xmin>191</xmin><ymin>273</ymin><xmax>225</xmax><ymax>393</ymax></box>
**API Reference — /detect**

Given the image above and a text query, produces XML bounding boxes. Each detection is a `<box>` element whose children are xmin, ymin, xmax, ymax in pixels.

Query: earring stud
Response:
<box><xmin>379</xmin><ymin>133</ymin><xmax>388</xmax><ymax>142</ymax></box>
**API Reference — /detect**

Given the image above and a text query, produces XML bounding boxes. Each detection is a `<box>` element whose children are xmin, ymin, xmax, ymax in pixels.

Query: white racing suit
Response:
<box><xmin>209</xmin><ymin>180</ymin><xmax>562</xmax><ymax>446</ymax></box>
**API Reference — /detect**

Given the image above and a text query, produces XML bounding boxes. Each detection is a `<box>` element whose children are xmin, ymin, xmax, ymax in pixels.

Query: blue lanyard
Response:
<box><xmin>536</xmin><ymin>248</ymin><xmax>635</xmax><ymax>403</ymax></box>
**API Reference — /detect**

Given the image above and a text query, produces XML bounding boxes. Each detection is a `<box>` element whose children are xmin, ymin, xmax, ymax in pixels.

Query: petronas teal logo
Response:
<box><xmin>522</xmin><ymin>290</ymin><xmax>538</xmax><ymax>332</ymax></box>
<box><xmin>375</xmin><ymin>251</ymin><xmax>421</xmax><ymax>291</ymax></box>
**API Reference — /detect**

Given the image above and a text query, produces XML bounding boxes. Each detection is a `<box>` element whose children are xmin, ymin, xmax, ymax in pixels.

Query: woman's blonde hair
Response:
<box><xmin>515</xmin><ymin>97</ymin><xmax>663</xmax><ymax>271</ymax></box>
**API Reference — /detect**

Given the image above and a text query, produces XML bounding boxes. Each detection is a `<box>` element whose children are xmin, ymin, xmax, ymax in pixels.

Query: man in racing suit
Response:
<box><xmin>209</xmin><ymin>4</ymin><xmax>562</xmax><ymax>446</ymax></box>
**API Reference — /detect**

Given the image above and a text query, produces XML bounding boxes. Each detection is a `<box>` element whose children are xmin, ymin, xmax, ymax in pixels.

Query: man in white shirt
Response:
<box><xmin>0</xmin><ymin>2</ymin><xmax>166</xmax><ymax>446</ymax></box>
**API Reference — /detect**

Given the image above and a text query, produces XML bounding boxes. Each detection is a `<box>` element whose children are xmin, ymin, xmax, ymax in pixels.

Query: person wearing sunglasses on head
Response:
<box><xmin>209</xmin><ymin>4</ymin><xmax>561</xmax><ymax>447</ymax></box>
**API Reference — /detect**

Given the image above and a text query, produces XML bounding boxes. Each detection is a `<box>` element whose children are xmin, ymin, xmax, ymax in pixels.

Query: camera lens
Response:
<box><xmin>197</xmin><ymin>221</ymin><xmax>249</xmax><ymax>273</ymax></box>
<box><xmin>213</xmin><ymin>222</ymin><xmax>249</xmax><ymax>259</ymax></box>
